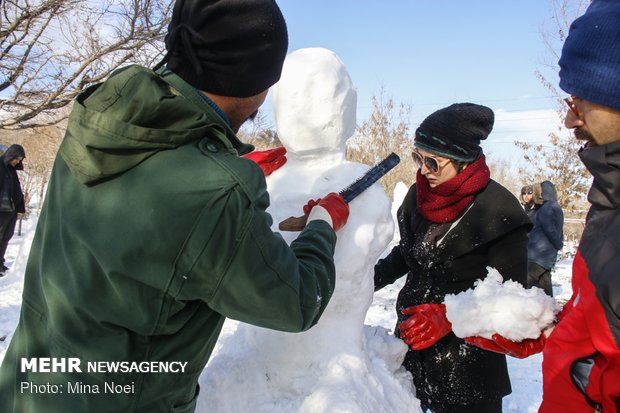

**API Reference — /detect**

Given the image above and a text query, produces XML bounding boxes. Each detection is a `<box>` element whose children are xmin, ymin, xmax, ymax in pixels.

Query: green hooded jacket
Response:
<box><xmin>0</xmin><ymin>65</ymin><xmax>337</xmax><ymax>412</ymax></box>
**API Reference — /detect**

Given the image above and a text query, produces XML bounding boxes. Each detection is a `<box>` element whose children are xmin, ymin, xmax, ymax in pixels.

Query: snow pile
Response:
<box><xmin>444</xmin><ymin>267</ymin><xmax>560</xmax><ymax>341</ymax></box>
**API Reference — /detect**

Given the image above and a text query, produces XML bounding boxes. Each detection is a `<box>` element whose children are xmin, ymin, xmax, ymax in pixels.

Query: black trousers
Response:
<box><xmin>423</xmin><ymin>398</ymin><xmax>503</xmax><ymax>413</ymax></box>
<box><xmin>0</xmin><ymin>211</ymin><xmax>17</xmax><ymax>264</ymax></box>
<box><xmin>527</xmin><ymin>261</ymin><xmax>553</xmax><ymax>297</ymax></box>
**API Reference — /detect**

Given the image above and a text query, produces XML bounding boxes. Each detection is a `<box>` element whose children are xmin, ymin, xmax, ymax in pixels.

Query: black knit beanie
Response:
<box><xmin>414</xmin><ymin>103</ymin><xmax>494</xmax><ymax>162</ymax></box>
<box><xmin>160</xmin><ymin>0</ymin><xmax>288</xmax><ymax>98</ymax></box>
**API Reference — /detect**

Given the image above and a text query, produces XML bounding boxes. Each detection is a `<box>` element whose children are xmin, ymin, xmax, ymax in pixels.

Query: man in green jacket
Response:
<box><xmin>0</xmin><ymin>0</ymin><xmax>349</xmax><ymax>412</ymax></box>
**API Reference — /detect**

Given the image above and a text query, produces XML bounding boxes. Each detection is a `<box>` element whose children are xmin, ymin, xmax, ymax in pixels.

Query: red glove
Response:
<box><xmin>242</xmin><ymin>147</ymin><xmax>287</xmax><ymax>176</ymax></box>
<box><xmin>303</xmin><ymin>198</ymin><xmax>320</xmax><ymax>215</ymax></box>
<box><xmin>400</xmin><ymin>303</ymin><xmax>452</xmax><ymax>350</ymax></box>
<box><xmin>464</xmin><ymin>333</ymin><xmax>546</xmax><ymax>359</ymax></box>
<box><xmin>304</xmin><ymin>192</ymin><xmax>349</xmax><ymax>231</ymax></box>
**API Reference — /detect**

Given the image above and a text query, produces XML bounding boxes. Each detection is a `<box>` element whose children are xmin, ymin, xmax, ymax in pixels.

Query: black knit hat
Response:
<box><xmin>414</xmin><ymin>103</ymin><xmax>494</xmax><ymax>162</ymax></box>
<box><xmin>159</xmin><ymin>0</ymin><xmax>288</xmax><ymax>98</ymax></box>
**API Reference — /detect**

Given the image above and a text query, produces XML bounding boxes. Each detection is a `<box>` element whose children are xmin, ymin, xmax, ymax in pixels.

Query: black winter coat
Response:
<box><xmin>0</xmin><ymin>145</ymin><xmax>25</xmax><ymax>214</ymax></box>
<box><xmin>375</xmin><ymin>179</ymin><xmax>531</xmax><ymax>405</ymax></box>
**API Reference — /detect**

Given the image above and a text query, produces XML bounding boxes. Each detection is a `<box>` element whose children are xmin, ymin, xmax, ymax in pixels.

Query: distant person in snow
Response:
<box><xmin>537</xmin><ymin>1</ymin><xmax>620</xmax><ymax>411</ymax></box>
<box><xmin>373</xmin><ymin>103</ymin><xmax>532</xmax><ymax>413</ymax></box>
<box><xmin>0</xmin><ymin>144</ymin><xmax>25</xmax><ymax>276</ymax></box>
<box><xmin>0</xmin><ymin>1</ymin><xmax>350</xmax><ymax>412</ymax></box>
<box><xmin>526</xmin><ymin>180</ymin><xmax>564</xmax><ymax>297</ymax></box>
<box><xmin>520</xmin><ymin>184</ymin><xmax>538</xmax><ymax>223</ymax></box>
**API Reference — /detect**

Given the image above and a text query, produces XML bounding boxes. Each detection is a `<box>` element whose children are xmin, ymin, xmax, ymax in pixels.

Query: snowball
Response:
<box><xmin>444</xmin><ymin>267</ymin><xmax>560</xmax><ymax>341</ymax></box>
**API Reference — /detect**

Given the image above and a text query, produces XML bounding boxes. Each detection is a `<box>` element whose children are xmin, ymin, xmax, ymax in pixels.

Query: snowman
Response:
<box><xmin>198</xmin><ymin>47</ymin><xmax>421</xmax><ymax>413</ymax></box>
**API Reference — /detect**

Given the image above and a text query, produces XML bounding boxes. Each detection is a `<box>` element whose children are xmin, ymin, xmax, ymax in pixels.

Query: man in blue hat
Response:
<box><xmin>462</xmin><ymin>1</ymin><xmax>620</xmax><ymax>411</ymax></box>
<box><xmin>540</xmin><ymin>1</ymin><xmax>620</xmax><ymax>411</ymax></box>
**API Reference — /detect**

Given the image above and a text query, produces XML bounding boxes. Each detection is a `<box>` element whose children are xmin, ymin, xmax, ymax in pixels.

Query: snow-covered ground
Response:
<box><xmin>0</xmin><ymin>210</ymin><xmax>574</xmax><ymax>412</ymax></box>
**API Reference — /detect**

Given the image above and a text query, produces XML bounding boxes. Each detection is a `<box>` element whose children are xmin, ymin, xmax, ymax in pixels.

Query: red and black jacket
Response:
<box><xmin>540</xmin><ymin>141</ymin><xmax>620</xmax><ymax>413</ymax></box>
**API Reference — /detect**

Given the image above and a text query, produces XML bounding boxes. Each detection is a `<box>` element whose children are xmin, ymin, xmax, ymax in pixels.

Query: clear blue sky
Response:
<box><xmin>264</xmin><ymin>1</ymin><xmax>569</xmax><ymax>163</ymax></box>
<box><xmin>277</xmin><ymin>0</ymin><xmax>558</xmax><ymax>114</ymax></box>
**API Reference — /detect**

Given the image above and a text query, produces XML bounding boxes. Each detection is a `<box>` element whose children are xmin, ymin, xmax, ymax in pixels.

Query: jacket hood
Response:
<box><xmin>60</xmin><ymin>65</ymin><xmax>252</xmax><ymax>184</ymax></box>
<box><xmin>540</xmin><ymin>180</ymin><xmax>558</xmax><ymax>203</ymax></box>
<box><xmin>532</xmin><ymin>183</ymin><xmax>544</xmax><ymax>205</ymax></box>
<box><xmin>2</xmin><ymin>144</ymin><xmax>25</xmax><ymax>170</ymax></box>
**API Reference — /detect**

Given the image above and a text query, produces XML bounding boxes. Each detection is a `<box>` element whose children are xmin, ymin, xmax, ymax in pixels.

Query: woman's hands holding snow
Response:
<box><xmin>400</xmin><ymin>303</ymin><xmax>452</xmax><ymax>350</ymax></box>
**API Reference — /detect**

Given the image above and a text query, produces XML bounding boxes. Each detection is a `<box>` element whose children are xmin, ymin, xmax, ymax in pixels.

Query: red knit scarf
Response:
<box><xmin>416</xmin><ymin>156</ymin><xmax>490</xmax><ymax>223</ymax></box>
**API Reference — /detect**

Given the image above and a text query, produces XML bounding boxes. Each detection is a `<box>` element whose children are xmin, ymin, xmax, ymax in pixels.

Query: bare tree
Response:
<box><xmin>515</xmin><ymin>126</ymin><xmax>590</xmax><ymax>214</ymax></box>
<box><xmin>348</xmin><ymin>89</ymin><xmax>415</xmax><ymax>198</ymax></box>
<box><xmin>515</xmin><ymin>0</ymin><xmax>591</xmax><ymax>214</ymax></box>
<box><xmin>486</xmin><ymin>156</ymin><xmax>522</xmax><ymax>197</ymax></box>
<box><xmin>1</xmin><ymin>0</ymin><xmax>173</xmax><ymax>130</ymax></box>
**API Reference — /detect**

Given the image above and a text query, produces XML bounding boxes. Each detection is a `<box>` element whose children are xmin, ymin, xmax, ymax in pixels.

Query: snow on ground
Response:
<box><xmin>0</xmin><ymin>215</ymin><xmax>37</xmax><ymax>346</ymax></box>
<box><xmin>0</xmin><ymin>210</ymin><xmax>575</xmax><ymax>412</ymax></box>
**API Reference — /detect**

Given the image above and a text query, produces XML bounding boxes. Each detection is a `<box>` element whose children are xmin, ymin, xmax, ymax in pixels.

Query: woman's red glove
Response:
<box><xmin>464</xmin><ymin>333</ymin><xmax>546</xmax><ymax>359</ymax></box>
<box><xmin>242</xmin><ymin>147</ymin><xmax>287</xmax><ymax>176</ymax></box>
<box><xmin>400</xmin><ymin>303</ymin><xmax>452</xmax><ymax>350</ymax></box>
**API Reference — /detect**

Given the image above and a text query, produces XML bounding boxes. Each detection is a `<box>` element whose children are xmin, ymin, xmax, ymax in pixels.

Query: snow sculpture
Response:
<box><xmin>198</xmin><ymin>48</ymin><xmax>420</xmax><ymax>413</ymax></box>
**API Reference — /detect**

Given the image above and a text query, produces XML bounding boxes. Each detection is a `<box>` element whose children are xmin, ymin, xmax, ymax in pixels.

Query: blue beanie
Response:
<box><xmin>559</xmin><ymin>0</ymin><xmax>620</xmax><ymax>110</ymax></box>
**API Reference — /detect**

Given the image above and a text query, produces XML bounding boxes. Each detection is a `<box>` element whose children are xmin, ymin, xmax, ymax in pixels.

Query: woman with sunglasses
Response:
<box><xmin>374</xmin><ymin>103</ymin><xmax>532</xmax><ymax>413</ymax></box>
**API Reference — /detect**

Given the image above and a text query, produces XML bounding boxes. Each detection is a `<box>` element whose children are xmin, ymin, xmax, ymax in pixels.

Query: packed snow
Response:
<box><xmin>445</xmin><ymin>268</ymin><xmax>560</xmax><ymax>341</ymax></box>
<box><xmin>198</xmin><ymin>47</ymin><xmax>420</xmax><ymax>413</ymax></box>
<box><xmin>0</xmin><ymin>47</ymin><xmax>577</xmax><ymax>413</ymax></box>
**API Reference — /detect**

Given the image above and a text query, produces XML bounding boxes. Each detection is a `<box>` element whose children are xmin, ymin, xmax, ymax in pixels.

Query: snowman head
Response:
<box><xmin>272</xmin><ymin>48</ymin><xmax>357</xmax><ymax>158</ymax></box>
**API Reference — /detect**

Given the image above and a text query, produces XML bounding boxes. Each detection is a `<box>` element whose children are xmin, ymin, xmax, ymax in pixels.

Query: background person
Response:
<box><xmin>0</xmin><ymin>1</ymin><xmax>350</xmax><ymax>412</ymax></box>
<box><xmin>0</xmin><ymin>144</ymin><xmax>25</xmax><ymax>276</ymax></box>
<box><xmin>526</xmin><ymin>180</ymin><xmax>564</xmax><ymax>297</ymax></box>
<box><xmin>374</xmin><ymin>103</ymin><xmax>532</xmax><ymax>413</ymax></box>
<box><xmin>520</xmin><ymin>184</ymin><xmax>537</xmax><ymax>223</ymax></box>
